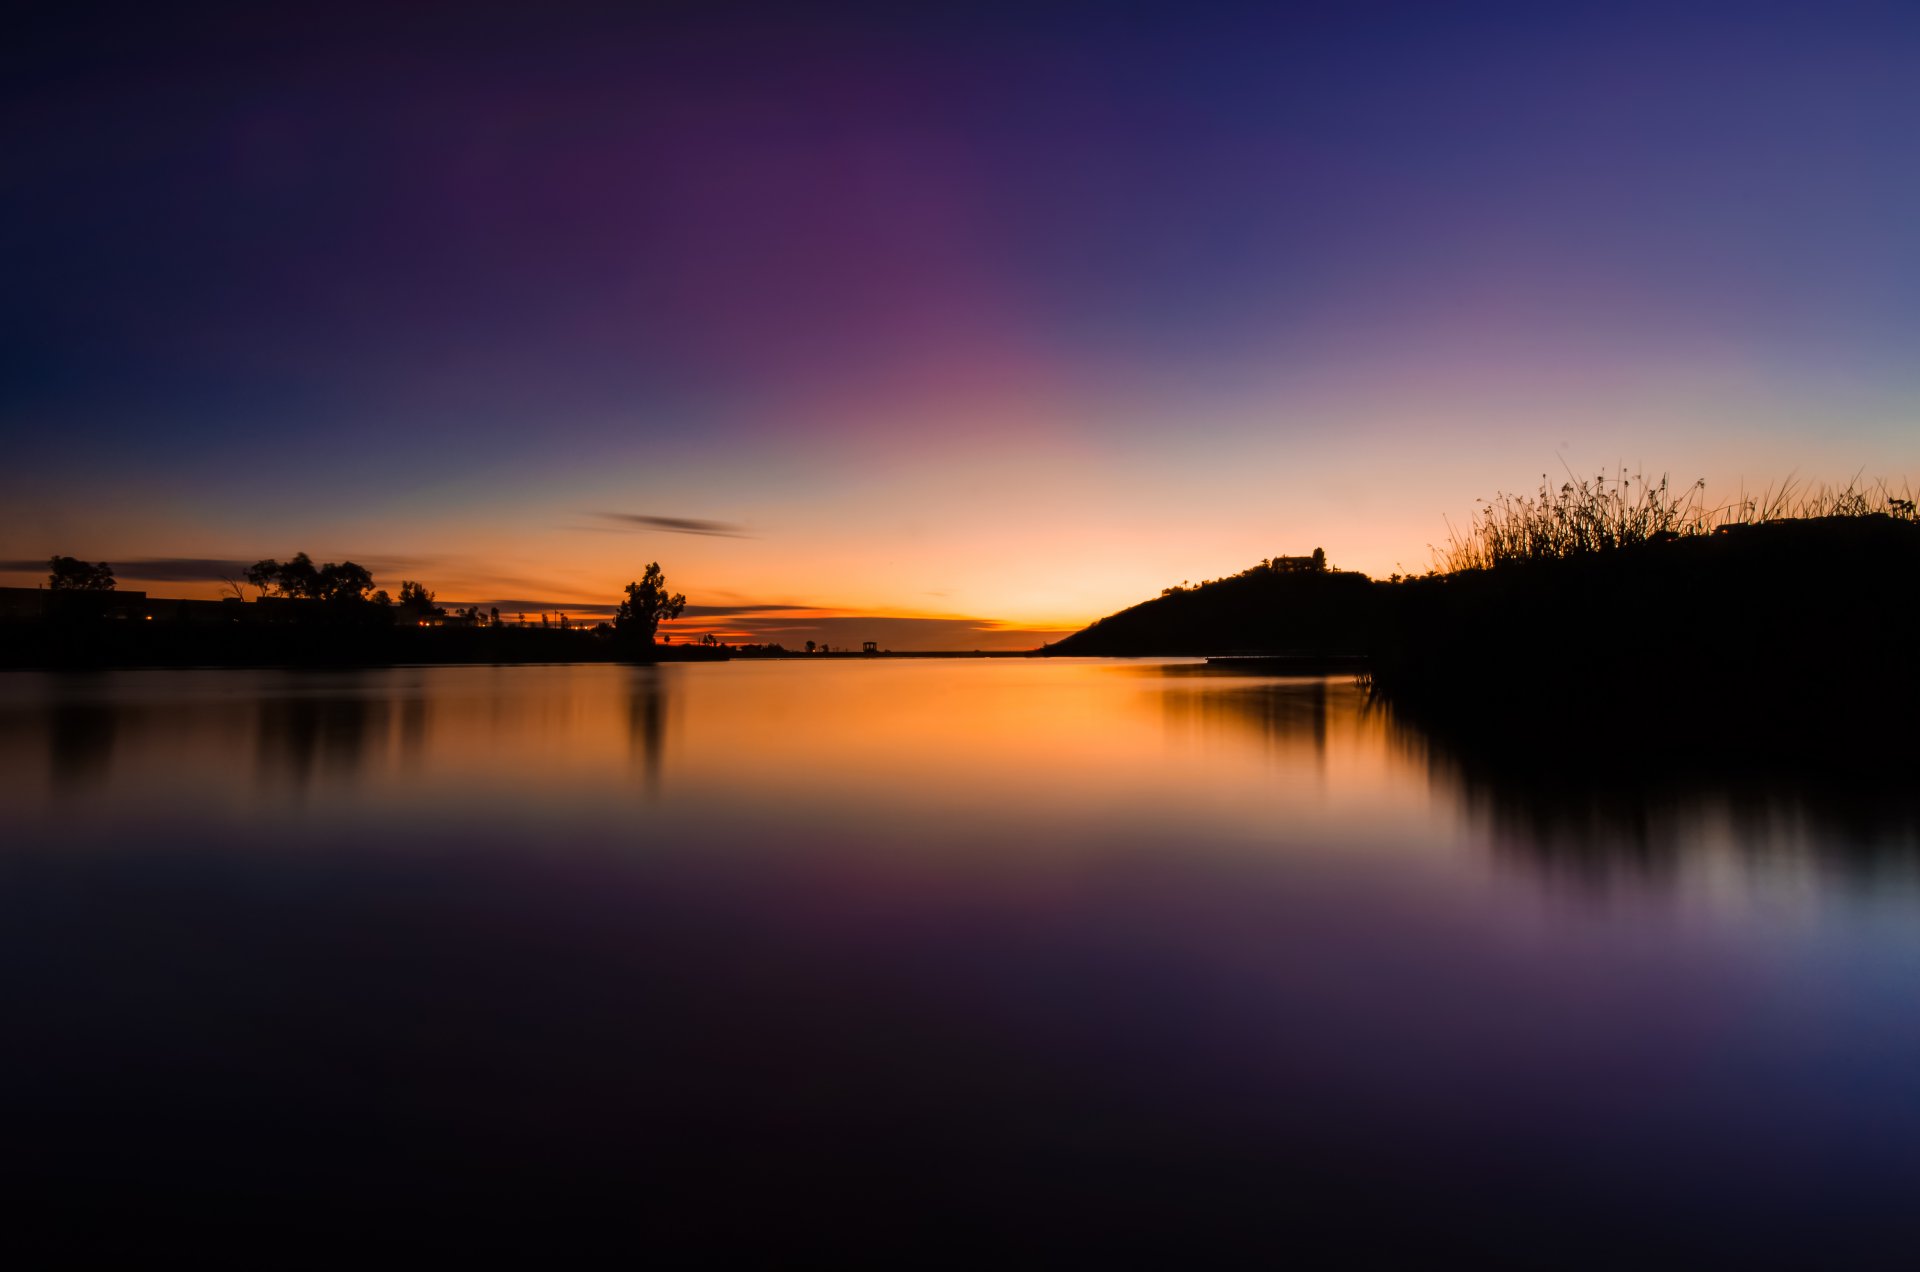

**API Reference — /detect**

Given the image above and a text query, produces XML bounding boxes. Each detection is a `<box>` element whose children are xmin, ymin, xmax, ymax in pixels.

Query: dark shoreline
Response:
<box><xmin>1046</xmin><ymin>515</ymin><xmax>1920</xmax><ymax>760</ymax></box>
<box><xmin>0</xmin><ymin>633</ymin><xmax>1052</xmax><ymax>672</ymax></box>
<box><xmin>0</xmin><ymin>624</ymin><xmax>727</xmax><ymax>671</ymax></box>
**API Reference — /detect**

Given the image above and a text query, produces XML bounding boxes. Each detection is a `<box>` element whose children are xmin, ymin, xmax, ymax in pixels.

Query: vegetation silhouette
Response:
<box><xmin>1</xmin><ymin>554</ymin><xmax>722</xmax><ymax>668</ymax></box>
<box><xmin>47</xmin><ymin>556</ymin><xmax>116</xmax><ymax>591</ymax></box>
<box><xmin>1374</xmin><ymin>487</ymin><xmax>1920</xmax><ymax>752</ymax></box>
<box><xmin>614</xmin><ymin>562</ymin><xmax>687</xmax><ymax>656</ymax></box>
<box><xmin>1433</xmin><ymin>468</ymin><xmax>1917</xmax><ymax>570</ymax></box>
<box><xmin>10</xmin><ymin>471</ymin><xmax>1916</xmax><ymax>706</ymax></box>
<box><xmin>246</xmin><ymin>553</ymin><xmax>376</xmax><ymax>603</ymax></box>
<box><xmin>1050</xmin><ymin>472</ymin><xmax>1919</xmax><ymax>758</ymax></box>
<box><xmin>395</xmin><ymin>579</ymin><xmax>445</xmax><ymax>622</ymax></box>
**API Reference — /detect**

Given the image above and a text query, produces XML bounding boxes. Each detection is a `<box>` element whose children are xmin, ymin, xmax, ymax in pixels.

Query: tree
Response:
<box><xmin>396</xmin><ymin>580</ymin><xmax>444</xmax><ymax>621</ymax></box>
<box><xmin>48</xmin><ymin>556</ymin><xmax>115</xmax><ymax>590</ymax></box>
<box><xmin>277</xmin><ymin>552</ymin><xmax>320</xmax><ymax>598</ymax></box>
<box><xmin>614</xmin><ymin>562</ymin><xmax>687</xmax><ymax>647</ymax></box>
<box><xmin>246</xmin><ymin>554</ymin><xmax>373</xmax><ymax>601</ymax></box>
<box><xmin>316</xmin><ymin>560</ymin><xmax>374</xmax><ymax>603</ymax></box>
<box><xmin>247</xmin><ymin>553</ymin><xmax>317</xmax><ymax>598</ymax></box>
<box><xmin>245</xmin><ymin>558</ymin><xmax>281</xmax><ymax>597</ymax></box>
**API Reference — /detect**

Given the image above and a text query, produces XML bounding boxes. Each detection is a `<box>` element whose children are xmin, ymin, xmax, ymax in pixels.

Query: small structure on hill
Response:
<box><xmin>1271</xmin><ymin>548</ymin><xmax>1327</xmax><ymax>573</ymax></box>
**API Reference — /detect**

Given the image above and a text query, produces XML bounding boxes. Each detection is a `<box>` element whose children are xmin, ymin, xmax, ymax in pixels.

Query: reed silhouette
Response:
<box><xmin>1372</xmin><ymin>509</ymin><xmax>1920</xmax><ymax>750</ymax></box>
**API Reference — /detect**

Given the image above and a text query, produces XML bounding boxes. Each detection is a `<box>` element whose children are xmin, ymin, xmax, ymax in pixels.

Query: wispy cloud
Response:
<box><xmin>2</xmin><ymin>557</ymin><xmax>252</xmax><ymax>582</ymax></box>
<box><xmin>682</xmin><ymin>602</ymin><xmax>824</xmax><ymax>617</ymax></box>
<box><xmin>592</xmin><ymin>513</ymin><xmax>753</xmax><ymax>538</ymax></box>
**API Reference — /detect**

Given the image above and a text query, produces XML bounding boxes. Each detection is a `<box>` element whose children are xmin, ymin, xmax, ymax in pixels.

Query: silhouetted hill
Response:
<box><xmin>1049</xmin><ymin>565</ymin><xmax>1378</xmax><ymax>656</ymax></box>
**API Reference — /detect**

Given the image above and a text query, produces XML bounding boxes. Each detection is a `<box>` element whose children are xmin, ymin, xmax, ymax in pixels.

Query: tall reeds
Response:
<box><xmin>1432</xmin><ymin>469</ymin><xmax>1916</xmax><ymax>574</ymax></box>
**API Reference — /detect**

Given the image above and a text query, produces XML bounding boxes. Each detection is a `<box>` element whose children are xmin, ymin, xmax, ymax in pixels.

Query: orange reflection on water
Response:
<box><xmin>0</xmin><ymin>663</ymin><xmax>1440</xmax><ymax>861</ymax></box>
<box><xmin>3</xmin><ymin>661</ymin><xmax>1907</xmax><ymax>901</ymax></box>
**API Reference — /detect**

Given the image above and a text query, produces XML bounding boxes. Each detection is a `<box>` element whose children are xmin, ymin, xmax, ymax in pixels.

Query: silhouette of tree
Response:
<box><xmin>245</xmin><ymin>553</ymin><xmax>373</xmax><ymax>602</ymax></box>
<box><xmin>244</xmin><ymin>558</ymin><xmax>280</xmax><ymax>597</ymax></box>
<box><xmin>396</xmin><ymin>581</ymin><xmax>444</xmax><ymax>621</ymax></box>
<box><xmin>615</xmin><ymin>563</ymin><xmax>687</xmax><ymax>647</ymax></box>
<box><xmin>316</xmin><ymin>561</ymin><xmax>374</xmax><ymax>602</ymax></box>
<box><xmin>47</xmin><ymin>556</ymin><xmax>115</xmax><ymax>590</ymax></box>
<box><xmin>273</xmin><ymin>553</ymin><xmax>318</xmax><ymax>597</ymax></box>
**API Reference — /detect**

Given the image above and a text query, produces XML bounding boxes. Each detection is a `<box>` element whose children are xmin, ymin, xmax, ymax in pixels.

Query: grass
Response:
<box><xmin>1432</xmin><ymin>468</ymin><xmax>1918</xmax><ymax>573</ymax></box>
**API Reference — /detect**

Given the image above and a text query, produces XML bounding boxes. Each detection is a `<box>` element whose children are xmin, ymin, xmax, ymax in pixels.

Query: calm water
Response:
<box><xmin>3</xmin><ymin>661</ymin><xmax>1917</xmax><ymax>1261</ymax></box>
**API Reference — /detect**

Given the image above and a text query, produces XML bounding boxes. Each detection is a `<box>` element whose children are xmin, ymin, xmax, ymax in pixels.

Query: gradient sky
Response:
<box><xmin>4</xmin><ymin>1</ymin><xmax>1917</xmax><ymax>646</ymax></box>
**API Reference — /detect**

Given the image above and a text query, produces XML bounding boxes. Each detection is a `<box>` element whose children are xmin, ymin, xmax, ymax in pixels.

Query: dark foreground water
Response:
<box><xmin>2</xmin><ymin>661</ymin><xmax>1916</xmax><ymax>1263</ymax></box>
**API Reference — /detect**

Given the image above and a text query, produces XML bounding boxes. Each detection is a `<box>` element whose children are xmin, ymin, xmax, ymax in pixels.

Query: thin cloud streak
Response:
<box><xmin>3</xmin><ymin>557</ymin><xmax>248</xmax><ymax>582</ymax></box>
<box><xmin>683</xmin><ymin>603</ymin><xmax>824</xmax><ymax>617</ymax></box>
<box><xmin>593</xmin><ymin>513</ymin><xmax>754</xmax><ymax>539</ymax></box>
<box><xmin>1</xmin><ymin>556</ymin><xmax>445</xmax><ymax>583</ymax></box>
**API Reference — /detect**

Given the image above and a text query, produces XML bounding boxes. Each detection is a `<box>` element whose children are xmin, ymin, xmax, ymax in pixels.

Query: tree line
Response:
<box><xmin>43</xmin><ymin>553</ymin><xmax>691</xmax><ymax>647</ymax></box>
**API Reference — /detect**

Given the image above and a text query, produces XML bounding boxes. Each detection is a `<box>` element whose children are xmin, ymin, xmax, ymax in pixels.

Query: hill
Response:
<box><xmin>1048</xmin><ymin>556</ymin><xmax>1378</xmax><ymax>656</ymax></box>
<box><xmin>1054</xmin><ymin>513</ymin><xmax>1919</xmax><ymax>762</ymax></box>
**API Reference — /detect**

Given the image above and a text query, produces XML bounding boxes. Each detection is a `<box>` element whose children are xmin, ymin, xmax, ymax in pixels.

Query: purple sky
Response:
<box><xmin>4</xmin><ymin>1</ymin><xmax>1917</xmax><ymax>644</ymax></box>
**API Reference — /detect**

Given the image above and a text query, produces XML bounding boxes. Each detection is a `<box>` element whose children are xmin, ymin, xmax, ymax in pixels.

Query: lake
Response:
<box><xmin>3</xmin><ymin>660</ymin><xmax>1916</xmax><ymax>1262</ymax></box>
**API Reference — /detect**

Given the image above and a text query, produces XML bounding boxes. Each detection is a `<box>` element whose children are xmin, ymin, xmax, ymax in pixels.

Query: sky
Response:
<box><xmin>4</xmin><ymin>0</ymin><xmax>1917</xmax><ymax>647</ymax></box>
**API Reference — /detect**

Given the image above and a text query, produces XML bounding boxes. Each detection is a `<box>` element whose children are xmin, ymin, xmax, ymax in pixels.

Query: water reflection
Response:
<box><xmin>47</xmin><ymin>686</ymin><xmax>117</xmax><ymax>793</ymax></box>
<box><xmin>1138</xmin><ymin>667</ymin><xmax>1920</xmax><ymax>889</ymax></box>
<box><xmin>397</xmin><ymin>686</ymin><xmax>429</xmax><ymax>770</ymax></box>
<box><xmin>1160</xmin><ymin>676</ymin><xmax>1331</xmax><ymax>760</ymax></box>
<box><xmin>629</xmin><ymin>667</ymin><xmax>667</xmax><ymax>792</ymax></box>
<box><xmin>1</xmin><ymin>663</ymin><xmax>1918</xmax><ymax>1259</ymax></box>
<box><xmin>1384</xmin><ymin>703</ymin><xmax>1920</xmax><ymax>891</ymax></box>
<box><xmin>3</xmin><ymin>666</ymin><xmax>1914</xmax><ymax>893</ymax></box>
<box><xmin>1475</xmin><ymin>763</ymin><xmax>1920</xmax><ymax>890</ymax></box>
<box><xmin>254</xmin><ymin>675</ymin><xmax>388</xmax><ymax>791</ymax></box>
